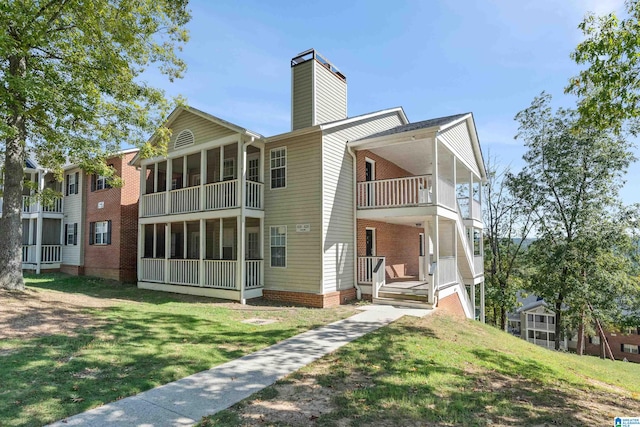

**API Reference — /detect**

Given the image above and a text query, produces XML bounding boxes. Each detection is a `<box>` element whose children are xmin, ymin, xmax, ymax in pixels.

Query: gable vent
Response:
<box><xmin>174</xmin><ymin>129</ymin><xmax>194</xmax><ymax>150</ymax></box>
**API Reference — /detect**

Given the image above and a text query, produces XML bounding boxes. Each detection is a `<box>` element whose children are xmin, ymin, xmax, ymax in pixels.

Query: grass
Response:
<box><xmin>204</xmin><ymin>312</ymin><xmax>640</xmax><ymax>426</ymax></box>
<box><xmin>0</xmin><ymin>273</ymin><xmax>357</xmax><ymax>427</ymax></box>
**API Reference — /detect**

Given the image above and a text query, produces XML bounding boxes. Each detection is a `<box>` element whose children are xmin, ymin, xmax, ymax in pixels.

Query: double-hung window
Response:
<box><xmin>270</xmin><ymin>148</ymin><xmax>286</xmax><ymax>189</ymax></box>
<box><xmin>65</xmin><ymin>223</ymin><xmax>78</xmax><ymax>245</ymax></box>
<box><xmin>66</xmin><ymin>172</ymin><xmax>79</xmax><ymax>196</ymax></box>
<box><xmin>89</xmin><ymin>220</ymin><xmax>111</xmax><ymax>245</ymax></box>
<box><xmin>270</xmin><ymin>226</ymin><xmax>286</xmax><ymax>267</ymax></box>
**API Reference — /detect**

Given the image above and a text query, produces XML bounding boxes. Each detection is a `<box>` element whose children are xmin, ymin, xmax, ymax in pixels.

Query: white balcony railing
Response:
<box><xmin>140</xmin><ymin>258</ymin><xmax>165</xmax><ymax>282</ymax></box>
<box><xmin>458</xmin><ymin>197</ymin><xmax>482</xmax><ymax>221</ymax></box>
<box><xmin>169</xmin><ymin>259</ymin><xmax>199</xmax><ymax>285</ymax></box>
<box><xmin>357</xmin><ymin>175</ymin><xmax>432</xmax><ymax>209</ymax></box>
<box><xmin>204</xmin><ymin>180</ymin><xmax>237</xmax><ymax>210</ymax></box>
<box><xmin>437</xmin><ymin>177</ymin><xmax>456</xmax><ymax>210</ymax></box>
<box><xmin>41</xmin><ymin>245</ymin><xmax>61</xmax><ymax>263</ymax></box>
<box><xmin>357</xmin><ymin>256</ymin><xmax>385</xmax><ymax>284</ymax></box>
<box><xmin>438</xmin><ymin>256</ymin><xmax>457</xmax><ymax>285</ymax></box>
<box><xmin>245</xmin><ymin>260</ymin><xmax>262</xmax><ymax>289</ymax></box>
<box><xmin>472</xmin><ymin>199</ymin><xmax>482</xmax><ymax>220</ymax></box>
<box><xmin>203</xmin><ymin>260</ymin><xmax>236</xmax><ymax>289</ymax></box>
<box><xmin>22</xmin><ymin>196</ymin><xmax>32</xmax><ymax>213</ymax></box>
<box><xmin>42</xmin><ymin>198</ymin><xmax>63</xmax><ymax>213</ymax></box>
<box><xmin>22</xmin><ymin>245</ymin><xmax>36</xmax><ymax>263</ymax></box>
<box><xmin>170</xmin><ymin>186</ymin><xmax>200</xmax><ymax>214</ymax></box>
<box><xmin>245</xmin><ymin>181</ymin><xmax>263</xmax><ymax>210</ymax></box>
<box><xmin>142</xmin><ymin>193</ymin><xmax>166</xmax><ymax>217</ymax></box>
<box><xmin>474</xmin><ymin>255</ymin><xmax>483</xmax><ymax>275</ymax></box>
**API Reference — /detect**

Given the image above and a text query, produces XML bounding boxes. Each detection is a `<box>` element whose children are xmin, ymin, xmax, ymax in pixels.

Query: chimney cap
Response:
<box><xmin>291</xmin><ymin>49</ymin><xmax>346</xmax><ymax>82</ymax></box>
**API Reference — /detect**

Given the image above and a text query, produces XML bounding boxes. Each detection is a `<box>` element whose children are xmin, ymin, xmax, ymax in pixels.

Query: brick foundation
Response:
<box><xmin>60</xmin><ymin>265</ymin><xmax>84</xmax><ymax>276</ymax></box>
<box><xmin>438</xmin><ymin>292</ymin><xmax>466</xmax><ymax>318</ymax></box>
<box><xmin>263</xmin><ymin>288</ymin><xmax>357</xmax><ymax>308</ymax></box>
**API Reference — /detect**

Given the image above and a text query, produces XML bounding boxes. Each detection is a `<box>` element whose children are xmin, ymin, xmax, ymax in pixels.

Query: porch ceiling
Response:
<box><xmin>367</xmin><ymin>138</ymin><xmax>433</xmax><ymax>176</ymax></box>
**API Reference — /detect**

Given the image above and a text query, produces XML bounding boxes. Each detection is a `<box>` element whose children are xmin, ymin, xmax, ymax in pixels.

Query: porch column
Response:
<box><xmin>137</xmin><ymin>222</ymin><xmax>144</xmax><ymax>282</ymax></box>
<box><xmin>469</xmin><ymin>172</ymin><xmax>473</xmax><ymax>218</ymax></box>
<box><xmin>35</xmin><ymin>171</ymin><xmax>45</xmax><ymax>274</ymax></box>
<box><xmin>452</xmin><ymin>153</ymin><xmax>456</xmax><ymax>207</ymax></box>
<box><xmin>430</xmin><ymin>216</ymin><xmax>439</xmax><ymax>304</ymax></box>
<box><xmin>237</xmin><ymin>138</ymin><xmax>247</xmax><ymax>303</ymax></box>
<box><xmin>432</xmin><ymin>138</ymin><xmax>438</xmax><ymax>205</ymax></box>
<box><xmin>165</xmin><ymin>160</ymin><xmax>172</xmax><ymax>215</ymax></box>
<box><xmin>480</xmin><ymin>281</ymin><xmax>486</xmax><ymax>323</ymax></box>
<box><xmin>470</xmin><ymin>283</ymin><xmax>476</xmax><ymax>320</ymax></box>
<box><xmin>423</xmin><ymin>221</ymin><xmax>430</xmax><ymax>282</ymax></box>
<box><xmin>199</xmin><ymin>218</ymin><xmax>205</xmax><ymax>286</ymax></box>
<box><xmin>200</xmin><ymin>149</ymin><xmax>206</xmax><ymax>210</ymax></box>
<box><xmin>164</xmin><ymin>223</ymin><xmax>170</xmax><ymax>284</ymax></box>
<box><xmin>259</xmin><ymin>216</ymin><xmax>264</xmax><ymax>287</ymax></box>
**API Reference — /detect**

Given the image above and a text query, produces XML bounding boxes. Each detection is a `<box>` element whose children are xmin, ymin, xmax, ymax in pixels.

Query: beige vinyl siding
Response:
<box><xmin>314</xmin><ymin>61</ymin><xmax>347</xmax><ymax>125</ymax></box>
<box><xmin>438</xmin><ymin>121</ymin><xmax>481</xmax><ymax>177</ymax></box>
<box><xmin>321</xmin><ymin>111</ymin><xmax>405</xmax><ymax>292</ymax></box>
<box><xmin>61</xmin><ymin>168</ymin><xmax>84</xmax><ymax>266</ymax></box>
<box><xmin>291</xmin><ymin>60</ymin><xmax>314</xmax><ymax>131</ymax></box>
<box><xmin>264</xmin><ymin>131</ymin><xmax>323</xmax><ymax>293</ymax></box>
<box><xmin>167</xmin><ymin>111</ymin><xmax>236</xmax><ymax>154</ymax></box>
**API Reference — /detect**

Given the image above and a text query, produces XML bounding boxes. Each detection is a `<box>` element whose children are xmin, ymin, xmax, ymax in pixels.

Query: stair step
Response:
<box><xmin>373</xmin><ymin>296</ymin><xmax>434</xmax><ymax>309</ymax></box>
<box><xmin>378</xmin><ymin>291</ymin><xmax>429</xmax><ymax>301</ymax></box>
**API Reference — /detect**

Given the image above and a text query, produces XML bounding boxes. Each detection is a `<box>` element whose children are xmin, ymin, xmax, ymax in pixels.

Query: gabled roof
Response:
<box><xmin>359</xmin><ymin>113</ymin><xmax>468</xmax><ymax>141</ymax></box>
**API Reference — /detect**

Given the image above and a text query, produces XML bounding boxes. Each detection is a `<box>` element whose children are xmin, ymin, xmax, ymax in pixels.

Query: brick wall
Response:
<box><xmin>263</xmin><ymin>288</ymin><xmax>357</xmax><ymax>308</ymax></box>
<box><xmin>357</xmin><ymin>219</ymin><xmax>422</xmax><ymax>279</ymax></box>
<box><xmin>438</xmin><ymin>292</ymin><xmax>466</xmax><ymax>318</ymax></box>
<box><xmin>84</xmin><ymin>151</ymin><xmax>139</xmax><ymax>283</ymax></box>
<box><xmin>356</xmin><ymin>150</ymin><xmax>414</xmax><ymax>182</ymax></box>
<box><xmin>584</xmin><ymin>330</ymin><xmax>640</xmax><ymax>363</ymax></box>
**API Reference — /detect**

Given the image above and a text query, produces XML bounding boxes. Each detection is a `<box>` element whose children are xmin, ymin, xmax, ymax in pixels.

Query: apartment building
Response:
<box><xmin>134</xmin><ymin>50</ymin><xmax>487</xmax><ymax>317</ymax></box>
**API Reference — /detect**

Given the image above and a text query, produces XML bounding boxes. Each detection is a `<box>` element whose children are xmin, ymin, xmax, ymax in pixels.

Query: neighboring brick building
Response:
<box><xmin>585</xmin><ymin>328</ymin><xmax>640</xmax><ymax>363</ymax></box>
<box><xmin>84</xmin><ymin>150</ymin><xmax>140</xmax><ymax>282</ymax></box>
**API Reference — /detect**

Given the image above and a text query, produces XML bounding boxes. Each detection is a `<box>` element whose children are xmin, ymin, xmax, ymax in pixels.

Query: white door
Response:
<box><xmin>246</xmin><ymin>227</ymin><xmax>260</xmax><ymax>259</ymax></box>
<box><xmin>247</xmin><ymin>154</ymin><xmax>260</xmax><ymax>182</ymax></box>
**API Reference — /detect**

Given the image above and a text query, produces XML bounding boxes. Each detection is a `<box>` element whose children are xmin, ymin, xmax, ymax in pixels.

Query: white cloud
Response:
<box><xmin>574</xmin><ymin>0</ymin><xmax>625</xmax><ymax>17</ymax></box>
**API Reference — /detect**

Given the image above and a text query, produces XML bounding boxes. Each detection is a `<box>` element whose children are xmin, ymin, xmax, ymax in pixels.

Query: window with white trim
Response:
<box><xmin>91</xmin><ymin>221</ymin><xmax>110</xmax><ymax>245</ymax></box>
<box><xmin>270</xmin><ymin>226</ymin><xmax>286</xmax><ymax>267</ymax></box>
<box><xmin>65</xmin><ymin>223</ymin><xmax>78</xmax><ymax>245</ymax></box>
<box><xmin>66</xmin><ymin>172</ymin><xmax>79</xmax><ymax>196</ymax></box>
<box><xmin>621</xmin><ymin>343</ymin><xmax>639</xmax><ymax>354</ymax></box>
<box><xmin>223</xmin><ymin>158</ymin><xmax>235</xmax><ymax>181</ymax></box>
<box><xmin>270</xmin><ymin>147</ymin><xmax>286</xmax><ymax>189</ymax></box>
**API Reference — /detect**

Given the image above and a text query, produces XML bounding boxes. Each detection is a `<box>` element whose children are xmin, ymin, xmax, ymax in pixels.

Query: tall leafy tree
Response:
<box><xmin>512</xmin><ymin>93</ymin><xmax>636</xmax><ymax>350</ymax></box>
<box><xmin>0</xmin><ymin>0</ymin><xmax>190</xmax><ymax>290</ymax></box>
<box><xmin>568</xmin><ymin>0</ymin><xmax>640</xmax><ymax>133</ymax></box>
<box><xmin>483</xmin><ymin>157</ymin><xmax>534</xmax><ymax>330</ymax></box>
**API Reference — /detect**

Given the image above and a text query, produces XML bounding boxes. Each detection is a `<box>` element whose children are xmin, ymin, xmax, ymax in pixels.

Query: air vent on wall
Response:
<box><xmin>174</xmin><ymin>129</ymin><xmax>194</xmax><ymax>149</ymax></box>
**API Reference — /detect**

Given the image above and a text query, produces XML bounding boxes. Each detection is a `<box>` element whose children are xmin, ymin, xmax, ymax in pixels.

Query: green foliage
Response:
<box><xmin>0</xmin><ymin>0</ymin><xmax>191</xmax><ymax>176</ymax></box>
<box><xmin>512</xmin><ymin>93</ymin><xmax>638</xmax><ymax>347</ymax></box>
<box><xmin>568</xmin><ymin>0</ymin><xmax>640</xmax><ymax>133</ymax></box>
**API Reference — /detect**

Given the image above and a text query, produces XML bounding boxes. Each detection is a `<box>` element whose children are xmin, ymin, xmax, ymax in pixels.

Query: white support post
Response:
<box><xmin>165</xmin><ymin>160</ymin><xmax>172</xmax><ymax>214</ymax></box>
<box><xmin>237</xmin><ymin>138</ymin><xmax>247</xmax><ymax>303</ymax></box>
<box><xmin>153</xmin><ymin>224</ymin><xmax>158</xmax><ymax>258</ymax></box>
<box><xmin>154</xmin><ymin>163</ymin><xmax>159</xmax><ymax>193</ymax></box>
<box><xmin>259</xmin><ymin>216</ymin><xmax>264</xmax><ymax>287</ymax></box>
<box><xmin>220</xmin><ymin>145</ymin><xmax>225</xmax><ymax>182</ymax></box>
<box><xmin>183</xmin><ymin>156</ymin><xmax>187</xmax><ymax>190</ymax></box>
<box><xmin>183</xmin><ymin>221</ymin><xmax>187</xmax><ymax>260</ymax></box>
<box><xmin>432</xmin><ymin>138</ymin><xmax>438</xmax><ymax>205</ymax></box>
<box><xmin>431</xmin><ymin>216</ymin><xmax>439</xmax><ymax>304</ymax></box>
<box><xmin>471</xmin><ymin>283</ymin><xmax>476</xmax><ymax>320</ymax></box>
<box><xmin>219</xmin><ymin>218</ymin><xmax>223</xmax><ymax>260</ymax></box>
<box><xmin>469</xmin><ymin>172</ymin><xmax>473</xmax><ymax>218</ymax></box>
<box><xmin>199</xmin><ymin>218</ymin><xmax>205</xmax><ymax>286</ymax></box>
<box><xmin>200</xmin><ymin>149</ymin><xmax>206</xmax><ymax>209</ymax></box>
<box><xmin>480</xmin><ymin>281</ymin><xmax>486</xmax><ymax>323</ymax></box>
<box><xmin>452</xmin><ymin>153</ymin><xmax>456</xmax><ymax>202</ymax></box>
<box><xmin>140</xmin><ymin>164</ymin><xmax>146</xmax><ymax>217</ymax></box>
<box><xmin>138</xmin><ymin>222</ymin><xmax>144</xmax><ymax>281</ymax></box>
<box><xmin>165</xmin><ymin>223</ymin><xmax>170</xmax><ymax>283</ymax></box>
<box><xmin>35</xmin><ymin>171</ymin><xmax>44</xmax><ymax>274</ymax></box>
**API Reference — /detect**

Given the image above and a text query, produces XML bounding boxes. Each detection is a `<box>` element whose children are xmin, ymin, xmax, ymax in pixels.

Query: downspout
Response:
<box><xmin>347</xmin><ymin>144</ymin><xmax>362</xmax><ymax>300</ymax></box>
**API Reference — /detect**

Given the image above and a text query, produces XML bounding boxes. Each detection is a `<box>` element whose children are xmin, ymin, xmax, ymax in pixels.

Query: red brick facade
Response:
<box><xmin>438</xmin><ymin>292</ymin><xmax>466</xmax><ymax>318</ymax></box>
<box><xmin>263</xmin><ymin>288</ymin><xmax>357</xmax><ymax>308</ymax></box>
<box><xmin>356</xmin><ymin>150</ymin><xmax>414</xmax><ymax>182</ymax></box>
<box><xmin>84</xmin><ymin>151</ymin><xmax>139</xmax><ymax>283</ymax></box>
<box><xmin>584</xmin><ymin>329</ymin><xmax>640</xmax><ymax>363</ymax></box>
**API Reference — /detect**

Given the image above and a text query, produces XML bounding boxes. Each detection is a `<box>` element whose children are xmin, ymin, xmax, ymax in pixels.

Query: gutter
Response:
<box><xmin>347</xmin><ymin>143</ymin><xmax>362</xmax><ymax>300</ymax></box>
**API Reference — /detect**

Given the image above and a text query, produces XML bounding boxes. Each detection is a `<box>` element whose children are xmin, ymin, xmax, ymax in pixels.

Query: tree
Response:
<box><xmin>483</xmin><ymin>157</ymin><xmax>534</xmax><ymax>330</ymax></box>
<box><xmin>567</xmin><ymin>0</ymin><xmax>640</xmax><ymax>133</ymax></box>
<box><xmin>512</xmin><ymin>93</ymin><xmax>636</xmax><ymax>350</ymax></box>
<box><xmin>0</xmin><ymin>0</ymin><xmax>190</xmax><ymax>290</ymax></box>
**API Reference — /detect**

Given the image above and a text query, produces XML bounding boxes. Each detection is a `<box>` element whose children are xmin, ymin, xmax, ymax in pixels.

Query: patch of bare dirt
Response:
<box><xmin>0</xmin><ymin>288</ymin><xmax>112</xmax><ymax>339</ymax></box>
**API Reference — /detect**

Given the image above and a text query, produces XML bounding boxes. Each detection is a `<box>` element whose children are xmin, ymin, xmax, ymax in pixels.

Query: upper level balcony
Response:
<box><xmin>0</xmin><ymin>195</ymin><xmax>63</xmax><ymax>217</ymax></box>
<box><xmin>140</xmin><ymin>142</ymin><xmax>264</xmax><ymax>218</ymax></box>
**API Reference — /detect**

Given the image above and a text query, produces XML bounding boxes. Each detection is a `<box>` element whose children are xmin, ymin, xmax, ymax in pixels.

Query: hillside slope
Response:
<box><xmin>205</xmin><ymin>311</ymin><xmax>640</xmax><ymax>426</ymax></box>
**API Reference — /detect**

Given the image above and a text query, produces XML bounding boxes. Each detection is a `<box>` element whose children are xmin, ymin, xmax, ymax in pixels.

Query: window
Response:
<box><xmin>527</xmin><ymin>314</ymin><xmax>534</xmax><ymax>322</ymax></box>
<box><xmin>91</xmin><ymin>169</ymin><xmax>112</xmax><ymax>191</ymax></box>
<box><xmin>65</xmin><ymin>172</ymin><xmax>79</xmax><ymax>196</ymax></box>
<box><xmin>536</xmin><ymin>315</ymin><xmax>546</xmax><ymax>323</ymax></box>
<box><xmin>223</xmin><ymin>158</ymin><xmax>235</xmax><ymax>181</ymax></box>
<box><xmin>65</xmin><ymin>223</ymin><xmax>78</xmax><ymax>245</ymax></box>
<box><xmin>247</xmin><ymin>156</ymin><xmax>260</xmax><ymax>182</ymax></box>
<box><xmin>621</xmin><ymin>344</ymin><xmax>640</xmax><ymax>354</ymax></box>
<box><xmin>89</xmin><ymin>221</ymin><xmax>111</xmax><ymax>245</ymax></box>
<box><xmin>589</xmin><ymin>335</ymin><xmax>600</xmax><ymax>345</ymax></box>
<box><xmin>270</xmin><ymin>226</ymin><xmax>286</xmax><ymax>267</ymax></box>
<box><xmin>270</xmin><ymin>148</ymin><xmax>286</xmax><ymax>189</ymax></box>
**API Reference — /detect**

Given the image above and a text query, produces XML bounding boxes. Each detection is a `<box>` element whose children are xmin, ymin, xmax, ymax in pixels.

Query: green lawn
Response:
<box><xmin>0</xmin><ymin>274</ymin><xmax>356</xmax><ymax>427</ymax></box>
<box><xmin>204</xmin><ymin>312</ymin><xmax>640</xmax><ymax>426</ymax></box>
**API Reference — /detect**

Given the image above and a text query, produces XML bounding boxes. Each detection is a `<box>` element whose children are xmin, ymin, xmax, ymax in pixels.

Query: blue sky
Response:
<box><xmin>148</xmin><ymin>0</ymin><xmax>639</xmax><ymax>205</ymax></box>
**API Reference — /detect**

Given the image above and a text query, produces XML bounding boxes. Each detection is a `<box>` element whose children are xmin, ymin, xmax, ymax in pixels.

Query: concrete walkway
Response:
<box><xmin>48</xmin><ymin>304</ymin><xmax>432</xmax><ymax>427</ymax></box>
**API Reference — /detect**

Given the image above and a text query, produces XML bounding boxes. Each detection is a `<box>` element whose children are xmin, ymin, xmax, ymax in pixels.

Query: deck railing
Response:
<box><xmin>457</xmin><ymin>197</ymin><xmax>482</xmax><ymax>221</ymax></box>
<box><xmin>204</xmin><ymin>180</ymin><xmax>237</xmax><ymax>210</ymax></box>
<box><xmin>245</xmin><ymin>181</ymin><xmax>263</xmax><ymax>210</ymax></box>
<box><xmin>357</xmin><ymin>256</ymin><xmax>386</xmax><ymax>284</ymax></box>
<box><xmin>142</xmin><ymin>193</ymin><xmax>166</xmax><ymax>217</ymax></box>
<box><xmin>170</xmin><ymin>186</ymin><xmax>200</xmax><ymax>214</ymax></box>
<box><xmin>357</xmin><ymin>175</ymin><xmax>432</xmax><ymax>209</ymax></box>
<box><xmin>169</xmin><ymin>259</ymin><xmax>199</xmax><ymax>285</ymax></box>
<box><xmin>474</xmin><ymin>255</ymin><xmax>483</xmax><ymax>275</ymax></box>
<box><xmin>22</xmin><ymin>196</ymin><xmax>32</xmax><ymax>213</ymax></box>
<box><xmin>41</xmin><ymin>245</ymin><xmax>61</xmax><ymax>263</ymax></box>
<box><xmin>140</xmin><ymin>258</ymin><xmax>165</xmax><ymax>282</ymax></box>
<box><xmin>203</xmin><ymin>260</ymin><xmax>236</xmax><ymax>289</ymax></box>
<box><xmin>42</xmin><ymin>198</ymin><xmax>63</xmax><ymax>213</ymax></box>
<box><xmin>245</xmin><ymin>260</ymin><xmax>262</xmax><ymax>289</ymax></box>
<box><xmin>438</xmin><ymin>256</ymin><xmax>457</xmax><ymax>285</ymax></box>
<box><xmin>22</xmin><ymin>245</ymin><xmax>36</xmax><ymax>263</ymax></box>
<box><xmin>437</xmin><ymin>177</ymin><xmax>456</xmax><ymax>210</ymax></box>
